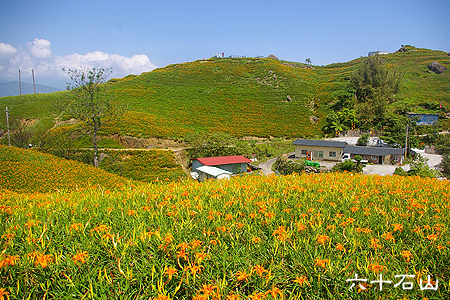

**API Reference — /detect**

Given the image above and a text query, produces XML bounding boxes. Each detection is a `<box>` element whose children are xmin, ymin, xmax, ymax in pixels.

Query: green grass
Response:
<box><xmin>99</xmin><ymin>150</ymin><xmax>187</xmax><ymax>182</ymax></box>
<box><xmin>1</xmin><ymin>47</ymin><xmax>449</xmax><ymax>143</ymax></box>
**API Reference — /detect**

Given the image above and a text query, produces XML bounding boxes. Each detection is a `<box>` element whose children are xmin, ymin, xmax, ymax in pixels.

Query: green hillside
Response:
<box><xmin>0</xmin><ymin>46</ymin><xmax>448</xmax><ymax>144</ymax></box>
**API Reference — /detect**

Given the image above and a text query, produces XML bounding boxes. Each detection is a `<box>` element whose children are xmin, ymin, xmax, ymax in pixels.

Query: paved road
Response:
<box><xmin>258</xmin><ymin>157</ymin><xmax>278</xmax><ymax>175</ymax></box>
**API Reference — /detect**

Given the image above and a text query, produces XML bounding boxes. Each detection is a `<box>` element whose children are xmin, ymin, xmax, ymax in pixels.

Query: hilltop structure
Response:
<box><xmin>368</xmin><ymin>51</ymin><xmax>389</xmax><ymax>57</ymax></box>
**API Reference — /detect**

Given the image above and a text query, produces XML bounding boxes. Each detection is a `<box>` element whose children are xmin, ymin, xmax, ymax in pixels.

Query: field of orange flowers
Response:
<box><xmin>0</xmin><ymin>171</ymin><xmax>449</xmax><ymax>299</ymax></box>
<box><xmin>0</xmin><ymin>145</ymin><xmax>130</xmax><ymax>193</ymax></box>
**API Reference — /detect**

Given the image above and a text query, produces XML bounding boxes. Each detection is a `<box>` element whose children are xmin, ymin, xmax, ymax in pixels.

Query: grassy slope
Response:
<box><xmin>0</xmin><ymin>145</ymin><xmax>131</xmax><ymax>193</ymax></box>
<box><xmin>99</xmin><ymin>150</ymin><xmax>187</xmax><ymax>182</ymax></box>
<box><xmin>106</xmin><ymin>57</ymin><xmax>322</xmax><ymax>138</ymax></box>
<box><xmin>0</xmin><ymin>48</ymin><xmax>448</xmax><ymax>141</ymax></box>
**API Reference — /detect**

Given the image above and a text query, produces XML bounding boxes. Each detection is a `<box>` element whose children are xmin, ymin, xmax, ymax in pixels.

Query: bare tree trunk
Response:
<box><xmin>93</xmin><ymin>124</ymin><xmax>99</xmax><ymax>167</ymax></box>
<box><xmin>91</xmin><ymin>92</ymin><xmax>99</xmax><ymax>167</ymax></box>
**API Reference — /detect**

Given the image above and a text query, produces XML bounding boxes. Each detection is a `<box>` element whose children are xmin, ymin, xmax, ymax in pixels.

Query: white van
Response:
<box><xmin>341</xmin><ymin>153</ymin><xmax>352</xmax><ymax>162</ymax></box>
<box><xmin>341</xmin><ymin>153</ymin><xmax>368</xmax><ymax>164</ymax></box>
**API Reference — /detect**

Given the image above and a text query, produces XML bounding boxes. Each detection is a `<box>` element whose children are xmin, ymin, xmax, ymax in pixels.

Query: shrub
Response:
<box><xmin>357</xmin><ymin>134</ymin><xmax>370</xmax><ymax>146</ymax></box>
<box><xmin>394</xmin><ymin>167</ymin><xmax>408</xmax><ymax>176</ymax></box>
<box><xmin>272</xmin><ymin>157</ymin><xmax>305</xmax><ymax>175</ymax></box>
<box><xmin>407</xmin><ymin>155</ymin><xmax>438</xmax><ymax>178</ymax></box>
<box><xmin>332</xmin><ymin>159</ymin><xmax>363</xmax><ymax>173</ymax></box>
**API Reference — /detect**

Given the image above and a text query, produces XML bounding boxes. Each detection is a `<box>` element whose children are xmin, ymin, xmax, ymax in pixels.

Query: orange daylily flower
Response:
<box><xmin>235</xmin><ymin>270</ymin><xmax>251</xmax><ymax>282</ymax></box>
<box><xmin>293</xmin><ymin>276</ymin><xmax>308</xmax><ymax>286</ymax></box>
<box><xmin>34</xmin><ymin>253</ymin><xmax>53</xmax><ymax>268</ymax></box>
<box><xmin>164</xmin><ymin>266</ymin><xmax>178</xmax><ymax>280</ymax></box>
<box><xmin>314</xmin><ymin>258</ymin><xmax>329</xmax><ymax>269</ymax></box>
<box><xmin>316</xmin><ymin>235</ymin><xmax>330</xmax><ymax>244</ymax></box>
<box><xmin>72</xmin><ymin>251</ymin><xmax>88</xmax><ymax>265</ymax></box>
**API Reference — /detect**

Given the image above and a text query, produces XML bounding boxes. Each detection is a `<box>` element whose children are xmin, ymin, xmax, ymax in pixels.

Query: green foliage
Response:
<box><xmin>407</xmin><ymin>155</ymin><xmax>438</xmax><ymax>178</ymax></box>
<box><xmin>99</xmin><ymin>150</ymin><xmax>186</xmax><ymax>182</ymax></box>
<box><xmin>440</xmin><ymin>153</ymin><xmax>450</xmax><ymax>178</ymax></box>
<box><xmin>185</xmin><ymin>132</ymin><xmax>236</xmax><ymax>158</ymax></box>
<box><xmin>394</xmin><ymin>166</ymin><xmax>408</xmax><ymax>176</ymax></box>
<box><xmin>379</xmin><ymin>112</ymin><xmax>415</xmax><ymax>148</ymax></box>
<box><xmin>350</xmin><ymin>55</ymin><xmax>404</xmax><ymax>126</ymax></box>
<box><xmin>9</xmin><ymin>119</ymin><xmax>33</xmax><ymax>149</ymax></box>
<box><xmin>357</xmin><ymin>133</ymin><xmax>370</xmax><ymax>146</ymax></box>
<box><xmin>332</xmin><ymin>159</ymin><xmax>363</xmax><ymax>173</ymax></box>
<box><xmin>272</xmin><ymin>156</ymin><xmax>305</xmax><ymax>175</ymax></box>
<box><xmin>428</xmin><ymin>133</ymin><xmax>450</xmax><ymax>153</ymax></box>
<box><xmin>323</xmin><ymin>108</ymin><xmax>358</xmax><ymax>135</ymax></box>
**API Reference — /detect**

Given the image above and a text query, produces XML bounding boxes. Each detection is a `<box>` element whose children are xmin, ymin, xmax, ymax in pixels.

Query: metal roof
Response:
<box><xmin>197</xmin><ymin>166</ymin><xmax>233</xmax><ymax>177</ymax></box>
<box><xmin>343</xmin><ymin>145</ymin><xmax>405</xmax><ymax>156</ymax></box>
<box><xmin>196</xmin><ymin>155</ymin><xmax>251</xmax><ymax>166</ymax></box>
<box><xmin>292</xmin><ymin>139</ymin><xmax>347</xmax><ymax>148</ymax></box>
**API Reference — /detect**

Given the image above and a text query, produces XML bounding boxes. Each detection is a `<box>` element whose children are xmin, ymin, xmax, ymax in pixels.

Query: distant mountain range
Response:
<box><xmin>0</xmin><ymin>81</ymin><xmax>62</xmax><ymax>97</ymax></box>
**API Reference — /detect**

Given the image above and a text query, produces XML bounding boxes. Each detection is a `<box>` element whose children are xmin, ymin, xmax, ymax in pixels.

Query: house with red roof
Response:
<box><xmin>192</xmin><ymin>155</ymin><xmax>251</xmax><ymax>174</ymax></box>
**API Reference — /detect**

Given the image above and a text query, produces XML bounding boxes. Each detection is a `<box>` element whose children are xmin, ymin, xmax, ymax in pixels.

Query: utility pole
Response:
<box><xmin>404</xmin><ymin>123</ymin><xmax>409</xmax><ymax>158</ymax></box>
<box><xmin>18</xmin><ymin>70</ymin><xmax>22</xmax><ymax>95</ymax></box>
<box><xmin>32</xmin><ymin>69</ymin><xmax>36</xmax><ymax>94</ymax></box>
<box><xmin>5</xmin><ymin>107</ymin><xmax>11</xmax><ymax>146</ymax></box>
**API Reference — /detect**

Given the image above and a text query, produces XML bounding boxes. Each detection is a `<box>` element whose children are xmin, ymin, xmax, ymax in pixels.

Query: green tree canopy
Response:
<box><xmin>350</xmin><ymin>56</ymin><xmax>403</xmax><ymax>125</ymax></box>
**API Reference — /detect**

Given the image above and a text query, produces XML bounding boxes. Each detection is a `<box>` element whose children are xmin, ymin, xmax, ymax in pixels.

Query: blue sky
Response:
<box><xmin>1</xmin><ymin>0</ymin><xmax>449</xmax><ymax>89</ymax></box>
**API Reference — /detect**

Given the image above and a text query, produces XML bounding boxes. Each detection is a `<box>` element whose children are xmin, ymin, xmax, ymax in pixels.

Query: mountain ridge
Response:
<box><xmin>0</xmin><ymin>81</ymin><xmax>62</xmax><ymax>97</ymax></box>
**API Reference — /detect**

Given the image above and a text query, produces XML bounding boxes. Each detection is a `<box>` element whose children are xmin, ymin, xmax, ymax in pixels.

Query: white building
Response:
<box><xmin>368</xmin><ymin>51</ymin><xmax>389</xmax><ymax>57</ymax></box>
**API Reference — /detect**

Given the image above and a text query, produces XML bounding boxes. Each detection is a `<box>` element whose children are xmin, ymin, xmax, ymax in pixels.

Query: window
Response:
<box><xmin>319</xmin><ymin>151</ymin><xmax>324</xmax><ymax>159</ymax></box>
<box><xmin>329</xmin><ymin>151</ymin><xmax>336</xmax><ymax>157</ymax></box>
<box><xmin>301</xmin><ymin>149</ymin><xmax>308</xmax><ymax>155</ymax></box>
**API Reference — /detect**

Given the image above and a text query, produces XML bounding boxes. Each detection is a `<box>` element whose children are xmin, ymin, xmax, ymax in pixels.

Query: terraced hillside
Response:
<box><xmin>0</xmin><ymin>46</ymin><xmax>448</xmax><ymax>145</ymax></box>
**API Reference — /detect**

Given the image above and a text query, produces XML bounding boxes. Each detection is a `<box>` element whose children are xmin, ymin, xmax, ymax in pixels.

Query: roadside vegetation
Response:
<box><xmin>332</xmin><ymin>155</ymin><xmax>364</xmax><ymax>173</ymax></box>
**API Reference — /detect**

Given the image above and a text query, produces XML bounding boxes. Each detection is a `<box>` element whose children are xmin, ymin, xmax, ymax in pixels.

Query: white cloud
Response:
<box><xmin>29</xmin><ymin>38</ymin><xmax>52</xmax><ymax>59</ymax></box>
<box><xmin>0</xmin><ymin>39</ymin><xmax>157</xmax><ymax>88</ymax></box>
<box><xmin>0</xmin><ymin>43</ymin><xmax>17</xmax><ymax>58</ymax></box>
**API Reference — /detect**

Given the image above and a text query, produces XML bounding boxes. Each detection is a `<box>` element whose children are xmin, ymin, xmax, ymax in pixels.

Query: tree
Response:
<box><xmin>63</xmin><ymin>67</ymin><xmax>118</xmax><ymax>167</ymax></box>
<box><xmin>305</xmin><ymin>58</ymin><xmax>312</xmax><ymax>65</ymax></box>
<box><xmin>337</xmin><ymin>108</ymin><xmax>359</xmax><ymax>130</ymax></box>
<box><xmin>350</xmin><ymin>56</ymin><xmax>403</xmax><ymax>125</ymax></box>
<box><xmin>440</xmin><ymin>153</ymin><xmax>450</xmax><ymax>178</ymax></box>
<box><xmin>184</xmin><ymin>132</ymin><xmax>236</xmax><ymax>158</ymax></box>
<box><xmin>406</xmin><ymin>155</ymin><xmax>437</xmax><ymax>178</ymax></box>
<box><xmin>357</xmin><ymin>133</ymin><xmax>370</xmax><ymax>146</ymax></box>
<box><xmin>323</xmin><ymin>109</ymin><xmax>359</xmax><ymax>136</ymax></box>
